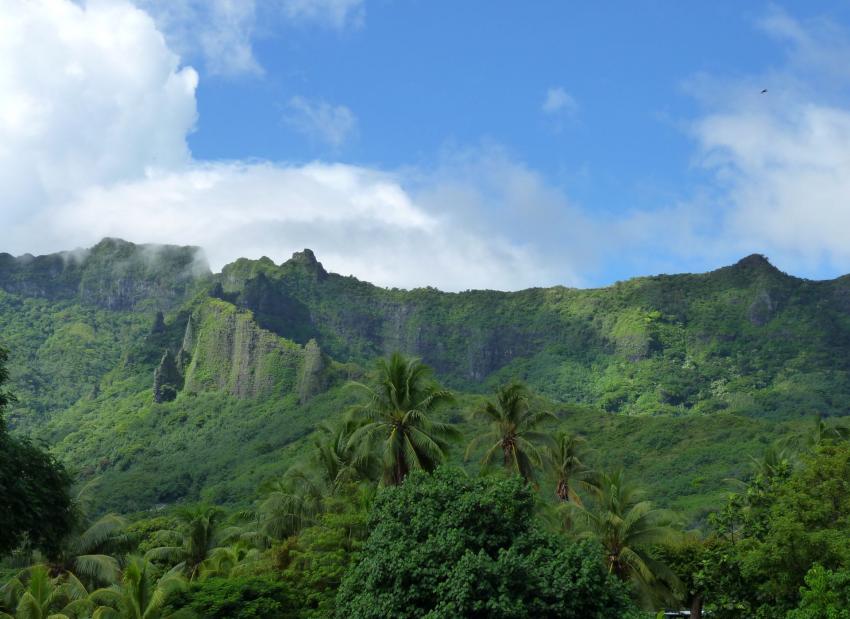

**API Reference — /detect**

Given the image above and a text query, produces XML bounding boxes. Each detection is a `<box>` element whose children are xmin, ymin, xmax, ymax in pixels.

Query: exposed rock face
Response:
<box><xmin>181</xmin><ymin>315</ymin><xmax>197</xmax><ymax>353</ymax></box>
<box><xmin>153</xmin><ymin>350</ymin><xmax>181</xmax><ymax>403</ymax></box>
<box><xmin>297</xmin><ymin>339</ymin><xmax>326</xmax><ymax>403</ymax></box>
<box><xmin>236</xmin><ymin>273</ymin><xmax>317</xmax><ymax>343</ymax></box>
<box><xmin>180</xmin><ymin>300</ymin><xmax>305</xmax><ymax>399</ymax></box>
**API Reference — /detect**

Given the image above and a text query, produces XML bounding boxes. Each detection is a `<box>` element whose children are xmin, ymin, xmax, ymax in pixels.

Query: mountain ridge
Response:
<box><xmin>1</xmin><ymin>238</ymin><xmax>849</xmax><ymax>515</ymax></box>
<box><xmin>0</xmin><ymin>238</ymin><xmax>824</xmax><ymax>297</ymax></box>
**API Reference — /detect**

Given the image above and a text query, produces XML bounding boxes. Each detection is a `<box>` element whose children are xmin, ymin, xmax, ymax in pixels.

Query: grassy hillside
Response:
<box><xmin>1</xmin><ymin>239</ymin><xmax>847</xmax><ymax>518</ymax></box>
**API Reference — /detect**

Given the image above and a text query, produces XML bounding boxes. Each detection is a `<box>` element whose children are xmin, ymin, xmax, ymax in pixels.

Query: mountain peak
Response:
<box><xmin>733</xmin><ymin>254</ymin><xmax>775</xmax><ymax>270</ymax></box>
<box><xmin>729</xmin><ymin>253</ymin><xmax>789</xmax><ymax>278</ymax></box>
<box><xmin>286</xmin><ymin>249</ymin><xmax>328</xmax><ymax>279</ymax></box>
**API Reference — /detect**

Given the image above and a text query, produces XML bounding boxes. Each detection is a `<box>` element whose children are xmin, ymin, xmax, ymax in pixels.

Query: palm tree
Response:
<box><xmin>0</xmin><ymin>564</ymin><xmax>90</xmax><ymax>619</ymax></box>
<box><xmin>546</xmin><ymin>431</ymin><xmax>589</xmax><ymax>504</ymax></box>
<box><xmin>802</xmin><ymin>414</ymin><xmax>850</xmax><ymax>450</ymax></box>
<box><xmin>16</xmin><ymin>502</ymin><xmax>128</xmax><ymax>588</ymax></box>
<box><xmin>257</xmin><ymin>475</ymin><xmax>325</xmax><ymax>541</ymax></box>
<box><xmin>144</xmin><ymin>506</ymin><xmax>233</xmax><ymax>580</ymax></box>
<box><xmin>749</xmin><ymin>442</ymin><xmax>794</xmax><ymax>480</ymax></box>
<box><xmin>568</xmin><ymin>469</ymin><xmax>681</xmax><ymax>602</ymax></box>
<box><xmin>466</xmin><ymin>382</ymin><xmax>555</xmax><ymax>482</ymax></box>
<box><xmin>347</xmin><ymin>353</ymin><xmax>457</xmax><ymax>485</ymax></box>
<box><xmin>257</xmin><ymin>419</ymin><xmax>379</xmax><ymax>540</ymax></box>
<box><xmin>59</xmin><ymin>514</ymin><xmax>128</xmax><ymax>586</ymax></box>
<box><xmin>88</xmin><ymin>556</ymin><xmax>185</xmax><ymax>619</ymax></box>
<box><xmin>313</xmin><ymin>419</ymin><xmax>380</xmax><ymax>490</ymax></box>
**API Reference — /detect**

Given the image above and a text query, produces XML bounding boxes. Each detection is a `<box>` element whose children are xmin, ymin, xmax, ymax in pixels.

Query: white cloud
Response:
<box><xmin>198</xmin><ymin>0</ymin><xmax>261</xmax><ymax>76</ymax></box>
<box><xmin>685</xmin><ymin>8</ymin><xmax>850</xmax><ymax>275</ymax></box>
<box><xmin>279</xmin><ymin>0</ymin><xmax>365</xmax><ymax>29</ymax></box>
<box><xmin>0</xmin><ymin>0</ymin><xmax>197</xmax><ymax>219</ymax></box>
<box><xmin>0</xmin><ymin>0</ymin><xmax>551</xmax><ymax>291</ymax></box>
<box><xmin>33</xmin><ymin>161</ymin><xmax>547</xmax><ymax>291</ymax></box>
<box><xmin>136</xmin><ymin>0</ymin><xmax>261</xmax><ymax>76</ymax></box>
<box><xmin>9</xmin><ymin>1</ymin><xmax>850</xmax><ymax>291</ymax></box>
<box><xmin>542</xmin><ymin>87</ymin><xmax>578</xmax><ymax>116</ymax></box>
<box><xmin>137</xmin><ymin>0</ymin><xmax>364</xmax><ymax>77</ymax></box>
<box><xmin>284</xmin><ymin>97</ymin><xmax>358</xmax><ymax>149</ymax></box>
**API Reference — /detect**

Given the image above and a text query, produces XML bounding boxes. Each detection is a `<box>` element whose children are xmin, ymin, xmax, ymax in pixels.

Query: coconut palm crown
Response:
<box><xmin>546</xmin><ymin>431</ymin><xmax>590</xmax><ymax>504</ymax></box>
<box><xmin>346</xmin><ymin>353</ymin><xmax>457</xmax><ymax>485</ymax></box>
<box><xmin>466</xmin><ymin>382</ymin><xmax>555</xmax><ymax>482</ymax></box>
<box><xmin>568</xmin><ymin>469</ymin><xmax>682</xmax><ymax>603</ymax></box>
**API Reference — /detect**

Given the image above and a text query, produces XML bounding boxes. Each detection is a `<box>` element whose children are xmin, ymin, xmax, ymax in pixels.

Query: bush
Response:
<box><xmin>336</xmin><ymin>467</ymin><xmax>638</xmax><ymax>618</ymax></box>
<box><xmin>166</xmin><ymin>576</ymin><xmax>300</xmax><ymax>619</ymax></box>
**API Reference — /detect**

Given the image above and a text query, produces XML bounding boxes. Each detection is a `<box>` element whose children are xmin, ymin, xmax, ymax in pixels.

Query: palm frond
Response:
<box><xmin>143</xmin><ymin>546</ymin><xmax>184</xmax><ymax>565</ymax></box>
<box><xmin>72</xmin><ymin>555</ymin><xmax>120</xmax><ymax>585</ymax></box>
<box><xmin>72</xmin><ymin>514</ymin><xmax>128</xmax><ymax>556</ymax></box>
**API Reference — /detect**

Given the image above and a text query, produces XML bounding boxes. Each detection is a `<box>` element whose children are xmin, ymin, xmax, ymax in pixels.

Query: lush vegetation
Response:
<box><xmin>5</xmin><ymin>239</ymin><xmax>850</xmax><ymax>615</ymax></box>
<box><xmin>0</xmin><ymin>347</ymin><xmax>75</xmax><ymax>557</ymax></box>
<box><xmin>1</xmin><ymin>241</ymin><xmax>843</xmax><ymax>516</ymax></box>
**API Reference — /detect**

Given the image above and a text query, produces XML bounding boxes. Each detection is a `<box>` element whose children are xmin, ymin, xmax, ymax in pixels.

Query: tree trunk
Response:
<box><xmin>556</xmin><ymin>478</ymin><xmax>569</xmax><ymax>502</ymax></box>
<box><xmin>690</xmin><ymin>593</ymin><xmax>703</xmax><ymax>619</ymax></box>
<box><xmin>503</xmin><ymin>442</ymin><xmax>514</xmax><ymax>470</ymax></box>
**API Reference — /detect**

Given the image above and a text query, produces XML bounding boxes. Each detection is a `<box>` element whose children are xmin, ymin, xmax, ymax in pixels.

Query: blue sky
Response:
<box><xmin>4</xmin><ymin>0</ymin><xmax>850</xmax><ymax>289</ymax></box>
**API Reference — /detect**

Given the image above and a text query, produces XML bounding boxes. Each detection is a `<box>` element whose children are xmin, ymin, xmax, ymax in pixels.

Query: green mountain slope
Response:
<box><xmin>1</xmin><ymin>239</ymin><xmax>848</xmax><ymax>517</ymax></box>
<box><xmin>215</xmin><ymin>249</ymin><xmax>850</xmax><ymax>417</ymax></box>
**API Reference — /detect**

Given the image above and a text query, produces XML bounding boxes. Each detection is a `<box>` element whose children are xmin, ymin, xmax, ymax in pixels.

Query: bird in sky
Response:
<box><xmin>761</xmin><ymin>89</ymin><xmax>768</xmax><ymax>94</ymax></box>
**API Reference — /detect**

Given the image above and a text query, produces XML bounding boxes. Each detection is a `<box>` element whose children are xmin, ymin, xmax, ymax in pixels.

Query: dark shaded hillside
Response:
<box><xmin>1</xmin><ymin>238</ymin><xmax>849</xmax><ymax>514</ymax></box>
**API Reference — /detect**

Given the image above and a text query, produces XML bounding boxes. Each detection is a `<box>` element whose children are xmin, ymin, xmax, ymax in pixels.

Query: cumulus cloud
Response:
<box><xmin>0</xmin><ymin>0</ymin><xmax>197</xmax><ymax>218</ymax></box>
<box><xmin>7</xmin><ymin>1</ymin><xmax>850</xmax><ymax>291</ymax></box>
<box><xmin>284</xmin><ymin>97</ymin><xmax>358</xmax><ymax>149</ymax></box>
<box><xmin>0</xmin><ymin>0</ymin><xmax>550</xmax><ymax>291</ymax></box>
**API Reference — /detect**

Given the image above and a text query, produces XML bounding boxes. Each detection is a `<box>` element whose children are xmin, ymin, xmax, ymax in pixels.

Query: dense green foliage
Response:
<box><xmin>1</xmin><ymin>239</ymin><xmax>844</xmax><ymax>516</ymax></box>
<box><xmin>0</xmin><ymin>347</ymin><xmax>74</xmax><ymax>557</ymax></box>
<box><xmin>6</xmin><ymin>239</ymin><xmax>850</xmax><ymax>615</ymax></box>
<box><xmin>786</xmin><ymin>565</ymin><xmax>850</xmax><ymax>619</ymax></box>
<box><xmin>648</xmin><ymin>438</ymin><xmax>850</xmax><ymax>618</ymax></box>
<box><xmin>336</xmin><ymin>468</ymin><xmax>639</xmax><ymax>618</ymax></box>
<box><xmin>166</xmin><ymin>576</ymin><xmax>299</xmax><ymax>619</ymax></box>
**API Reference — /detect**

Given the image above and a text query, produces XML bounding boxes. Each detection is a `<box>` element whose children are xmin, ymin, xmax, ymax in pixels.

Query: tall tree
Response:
<box><xmin>258</xmin><ymin>419</ymin><xmax>379</xmax><ymax>540</ymax></box>
<box><xmin>88</xmin><ymin>556</ymin><xmax>185</xmax><ymax>619</ymax></box>
<box><xmin>144</xmin><ymin>506</ymin><xmax>236</xmax><ymax>580</ymax></box>
<box><xmin>569</xmin><ymin>469</ymin><xmax>682</xmax><ymax>605</ymax></box>
<box><xmin>466</xmin><ymin>382</ymin><xmax>554</xmax><ymax>482</ymax></box>
<box><xmin>0</xmin><ymin>564</ymin><xmax>90</xmax><ymax>619</ymax></box>
<box><xmin>336</xmin><ymin>467</ymin><xmax>640</xmax><ymax>618</ymax></box>
<box><xmin>347</xmin><ymin>353</ymin><xmax>457</xmax><ymax>485</ymax></box>
<box><xmin>0</xmin><ymin>346</ymin><xmax>75</xmax><ymax>557</ymax></box>
<box><xmin>546</xmin><ymin>431</ymin><xmax>589</xmax><ymax>504</ymax></box>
